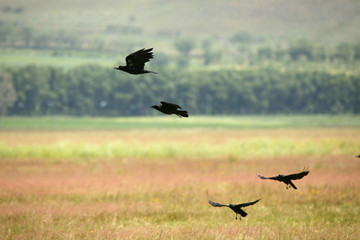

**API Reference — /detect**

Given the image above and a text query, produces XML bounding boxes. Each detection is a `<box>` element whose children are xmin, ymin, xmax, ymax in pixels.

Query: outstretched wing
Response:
<box><xmin>160</xmin><ymin>101</ymin><xmax>182</xmax><ymax>110</ymax></box>
<box><xmin>257</xmin><ymin>173</ymin><xmax>281</xmax><ymax>181</ymax></box>
<box><xmin>238</xmin><ymin>199</ymin><xmax>261</xmax><ymax>208</ymax></box>
<box><xmin>208</xmin><ymin>200</ymin><xmax>229</xmax><ymax>207</ymax></box>
<box><xmin>125</xmin><ymin>48</ymin><xmax>154</xmax><ymax>70</ymax></box>
<box><xmin>286</xmin><ymin>169</ymin><xmax>309</xmax><ymax>180</ymax></box>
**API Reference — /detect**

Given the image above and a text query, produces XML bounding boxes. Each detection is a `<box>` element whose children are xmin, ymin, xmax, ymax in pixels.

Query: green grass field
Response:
<box><xmin>1</xmin><ymin>115</ymin><xmax>360</xmax><ymax>130</ymax></box>
<box><xmin>0</xmin><ymin>116</ymin><xmax>359</xmax><ymax>239</ymax></box>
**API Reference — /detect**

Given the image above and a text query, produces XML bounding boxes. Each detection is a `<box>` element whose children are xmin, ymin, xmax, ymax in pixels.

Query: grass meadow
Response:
<box><xmin>0</xmin><ymin>116</ymin><xmax>359</xmax><ymax>239</ymax></box>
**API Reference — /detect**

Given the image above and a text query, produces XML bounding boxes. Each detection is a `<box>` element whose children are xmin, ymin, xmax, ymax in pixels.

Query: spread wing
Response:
<box><xmin>257</xmin><ymin>173</ymin><xmax>281</xmax><ymax>181</ymax></box>
<box><xmin>160</xmin><ymin>101</ymin><xmax>182</xmax><ymax>110</ymax></box>
<box><xmin>208</xmin><ymin>200</ymin><xmax>229</xmax><ymax>207</ymax></box>
<box><xmin>125</xmin><ymin>48</ymin><xmax>154</xmax><ymax>70</ymax></box>
<box><xmin>286</xmin><ymin>169</ymin><xmax>309</xmax><ymax>180</ymax></box>
<box><xmin>238</xmin><ymin>199</ymin><xmax>261</xmax><ymax>208</ymax></box>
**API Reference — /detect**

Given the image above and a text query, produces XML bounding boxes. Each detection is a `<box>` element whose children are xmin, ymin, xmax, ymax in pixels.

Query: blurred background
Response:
<box><xmin>0</xmin><ymin>0</ymin><xmax>359</xmax><ymax>116</ymax></box>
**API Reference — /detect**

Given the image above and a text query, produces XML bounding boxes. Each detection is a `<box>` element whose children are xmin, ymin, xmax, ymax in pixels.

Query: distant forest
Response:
<box><xmin>1</xmin><ymin>65</ymin><xmax>359</xmax><ymax>116</ymax></box>
<box><xmin>1</xmin><ymin>19</ymin><xmax>360</xmax><ymax>65</ymax></box>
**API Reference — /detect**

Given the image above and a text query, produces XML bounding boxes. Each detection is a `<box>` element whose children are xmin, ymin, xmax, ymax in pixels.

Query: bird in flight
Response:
<box><xmin>151</xmin><ymin>101</ymin><xmax>188</xmax><ymax>118</ymax></box>
<box><xmin>208</xmin><ymin>199</ymin><xmax>261</xmax><ymax>220</ymax></box>
<box><xmin>256</xmin><ymin>168</ymin><xmax>309</xmax><ymax>189</ymax></box>
<box><xmin>114</xmin><ymin>48</ymin><xmax>157</xmax><ymax>74</ymax></box>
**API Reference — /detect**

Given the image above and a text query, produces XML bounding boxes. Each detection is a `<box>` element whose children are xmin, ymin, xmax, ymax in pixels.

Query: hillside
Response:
<box><xmin>1</xmin><ymin>0</ymin><xmax>360</xmax><ymax>44</ymax></box>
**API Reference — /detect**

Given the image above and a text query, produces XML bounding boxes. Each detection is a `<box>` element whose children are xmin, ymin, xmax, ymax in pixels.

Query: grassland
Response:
<box><xmin>1</xmin><ymin>115</ymin><xmax>360</xmax><ymax>130</ymax></box>
<box><xmin>1</xmin><ymin>129</ymin><xmax>360</xmax><ymax>161</ymax></box>
<box><xmin>0</xmin><ymin>116</ymin><xmax>359</xmax><ymax>239</ymax></box>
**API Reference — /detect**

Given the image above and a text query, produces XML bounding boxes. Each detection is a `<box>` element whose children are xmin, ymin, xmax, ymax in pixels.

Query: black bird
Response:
<box><xmin>257</xmin><ymin>168</ymin><xmax>309</xmax><ymax>189</ymax></box>
<box><xmin>151</xmin><ymin>101</ymin><xmax>188</xmax><ymax>118</ymax></box>
<box><xmin>114</xmin><ymin>48</ymin><xmax>157</xmax><ymax>74</ymax></box>
<box><xmin>209</xmin><ymin>199</ymin><xmax>261</xmax><ymax>220</ymax></box>
<box><xmin>356</xmin><ymin>155</ymin><xmax>360</xmax><ymax>158</ymax></box>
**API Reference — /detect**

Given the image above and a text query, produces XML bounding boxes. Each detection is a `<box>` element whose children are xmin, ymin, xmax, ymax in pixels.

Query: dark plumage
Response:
<box><xmin>151</xmin><ymin>101</ymin><xmax>188</xmax><ymax>118</ymax></box>
<box><xmin>114</xmin><ymin>48</ymin><xmax>157</xmax><ymax>74</ymax></box>
<box><xmin>356</xmin><ymin>155</ymin><xmax>360</xmax><ymax>158</ymax></box>
<box><xmin>257</xmin><ymin>168</ymin><xmax>309</xmax><ymax>189</ymax></box>
<box><xmin>209</xmin><ymin>199</ymin><xmax>261</xmax><ymax>220</ymax></box>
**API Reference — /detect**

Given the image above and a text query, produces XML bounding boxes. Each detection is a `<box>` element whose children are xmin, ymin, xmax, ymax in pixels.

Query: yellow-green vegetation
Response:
<box><xmin>1</xmin><ymin>116</ymin><xmax>360</xmax><ymax>161</ymax></box>
<box><xmin>0</xmin><ymin>117</ymin><xmax>359</xmax><ymax>239</ymax></box>
<box><xmin>1</xmin><ymin>115</ymin><xmax>360</xmax><ymax>130</ymax></box>
<box><xmin>0</xmin><ymin>135</ymin><xmax>359</xmax><ymax>160</ymax></box>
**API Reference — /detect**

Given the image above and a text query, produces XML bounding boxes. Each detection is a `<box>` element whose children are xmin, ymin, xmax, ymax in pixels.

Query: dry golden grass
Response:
<box><xmin>0</xmin><ymin>129</ymin><xmax>360</xmax><ymax>239</ymax></box>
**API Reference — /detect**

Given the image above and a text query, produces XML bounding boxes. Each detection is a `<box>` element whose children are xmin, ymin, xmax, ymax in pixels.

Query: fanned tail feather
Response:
<box><xmin>238</xmin><ymin>209</ymin><xmax>248</xmax><ymax>217</ymax></box>
<box><xmin>176</xmin><ymin>110</ymin><xmax>188</xmax><ymax>118</ymax></box>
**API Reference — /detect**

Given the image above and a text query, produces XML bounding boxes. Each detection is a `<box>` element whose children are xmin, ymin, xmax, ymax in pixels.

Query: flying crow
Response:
<box><xmin>209</xmin><ymin>199</ymin><xmax>261</xmax><ymax>220</ymax></box>
<box><xmin>257</xmin><ymin>168</ymin><xmax>309</xmax><ymax>189</ymax></box>
<box><xmin>114</xmin><ymin>48</ymin><xmax>157</xmax><ymax>74</ymax></box>
<box><xmin>151</xmin><ymin>101</ymin><xmax>188</xmax><ymax>118</ymax></box>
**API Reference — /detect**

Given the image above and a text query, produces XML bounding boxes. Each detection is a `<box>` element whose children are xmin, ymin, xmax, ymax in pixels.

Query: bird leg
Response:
<box><xmin>235</xmin><ymin>214</ymin><xmax>242</xmax><ymax>220</ymax></box>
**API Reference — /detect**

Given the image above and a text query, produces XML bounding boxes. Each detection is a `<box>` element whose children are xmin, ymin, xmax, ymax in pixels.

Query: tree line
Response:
<box><xmin>2</xmin><ymin>20</ymin><xmax>360</xmax><ymax>65</ymax></box>
<box><xmin>1</xmin><ymin>65</ymin><xmax>359</xmax><ymax>116</ymax></box>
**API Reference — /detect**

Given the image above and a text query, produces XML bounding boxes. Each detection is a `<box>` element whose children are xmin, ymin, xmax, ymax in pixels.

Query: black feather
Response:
<box><xmin>114</xmin><ymin>48</ymin><xmax>157</xmax><ymax>74</ymax></box>
<box><xmin>257</xmin><ymin>168</ymin><xmax>309</xmax><ymax>189</ymax></box>
<box><xmin>209</xmin><ymin>199</ymin><xmax>260</xmax><ymax>220</ymax></box>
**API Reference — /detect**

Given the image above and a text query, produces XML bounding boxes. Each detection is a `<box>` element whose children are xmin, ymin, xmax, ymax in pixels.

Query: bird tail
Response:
<box><xmin>176</xmin><ymin>110</ymin><xmax>188</xmax><ymax>118</ymax></box>
<box><xmin>289</xmin><ymin>181</ymin><xmax>297</xmax><ymax>189</ymax></box>
<box><xmin>238</xmin><ymin>209</ymin><xmax>248</xmax><ymax>217</ymax></box>
<box><xmin>145</xmin><ymin>70</ymin><xmax>158</xmax><ymax>74</ymax></box>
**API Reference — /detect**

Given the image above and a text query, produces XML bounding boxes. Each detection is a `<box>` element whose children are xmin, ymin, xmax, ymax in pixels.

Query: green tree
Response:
<box><xmin>230</xmin><ymin>31</ymin><xmax>252</xmax><ymax>43</ymax></box>
<box><xmin>10</xmin><ymin>66</ymin><xmax>51</xmax><ymax>115</ymax></box>
<box><xmin>175</xmin><ymin>38</ymin><xmax>195</xmax><ymax>56</ymax></box>
<box><xmin>21</xmin><ymin>27</ymin><xmax>33</xmax><ymax>47</ymax></box>
<box><xmin>0</xmin><ymin>72</ymin><xmax>17</xmax><ymax>115</ymax></box>
<box><xmin>174</xmin><ymin>38</ymin><xmax>195</xmax><ymax>67</ymax></box>
<box><xmin>333</xmin><ymin>42</ymin><xmax>354</xmax><ymax>62</ymax></box>
<box><xmin>288</xmin><ymin>40</ymin><xmax>314</xmax><ymax>60</ymax></box>
<box><xmin>4</xmin><ymin>65</ymin><xmax>360</xmax><ymax>116</ymax></box>
<box><xmin>353</xmin><ymin>42</ymin><xmax>360</xmax><ymax>61</ymax></box>
<box><xmin>258</xmin><ymin>46</ymin><xmax>273</xmax><ymax>59</ymax></box>
<box><xmin>201</xmin><ymin>39</ymin><xmax>222</xmax><ymax>65</ymax></box>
